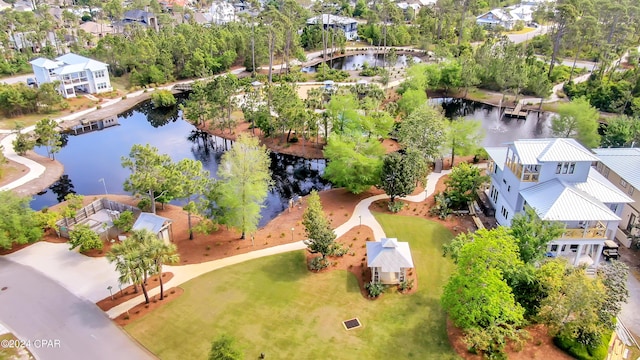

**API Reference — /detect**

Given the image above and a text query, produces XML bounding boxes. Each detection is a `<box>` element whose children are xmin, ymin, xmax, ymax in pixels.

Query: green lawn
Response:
<box><xmin>126</xmin><ymin>214</ymin><xmax>458</xmax><ymax>360</ymax></box>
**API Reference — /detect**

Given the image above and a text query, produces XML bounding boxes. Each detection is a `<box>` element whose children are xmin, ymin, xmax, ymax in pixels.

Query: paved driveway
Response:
<box><xmin>5</xmin><ymin>242</ymin><xmax>124</xmax><ymax>302</ymax></box>
<box><xmin>0</xmin><ymin>258</ymin><xmax>155</xmax><ymax>360</ymax></box>
<box><xmin>0</xmin><ymin>73</ymin><xmax>34</xmax><ymax>85</ymax></box>
<box><xmin>621</xmin><ymin>271</ymin><xmax>640</xmax><ymax>337</ymax></box>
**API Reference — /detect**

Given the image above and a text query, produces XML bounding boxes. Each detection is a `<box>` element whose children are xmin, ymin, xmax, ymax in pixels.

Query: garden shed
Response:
<box><xmin>132</xmin><ymin>213</ymin><xmax>173</xmax><ymax>244</ymax></box>
<box><xmin>366</xmin><ymin>238</ymin><xmax>414</xmax><ymax>285</ymax></box>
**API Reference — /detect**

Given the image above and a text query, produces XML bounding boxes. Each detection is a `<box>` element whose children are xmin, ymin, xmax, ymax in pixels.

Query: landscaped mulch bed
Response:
<box><xmin>96</xmin><ymin>272</ymin><xmax>174</xmax><ymax>311</ymax></box>
<box><xmin>447</xmin><ymin>319</ymin><xmax>573</xmax><ymax>360</ymax></box>
<box><xmin>113</xmin><ymin>287</ymin><xmax>183</xmax><ymax>327</ymax></box>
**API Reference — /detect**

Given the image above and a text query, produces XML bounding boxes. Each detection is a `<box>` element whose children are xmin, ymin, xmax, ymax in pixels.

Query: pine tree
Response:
<box><xmin>302</xmin><ymin>190</ymin><xmax>336</xmax><ymax>259</ymax></box>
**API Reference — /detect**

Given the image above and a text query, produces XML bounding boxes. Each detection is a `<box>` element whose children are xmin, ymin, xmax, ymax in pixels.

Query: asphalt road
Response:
<box><xmin>0</xmin><ymin>73</ymin><xmax>34</xmax><ymax>85</ymax></box>
<box><xmin>0</xmin><ymin>258</ymin><xmax>155</xmax><ymax>360</ymax></box>
<box><xmin>506</xmin><ymin>25</ymin><xmax>548</xmax><ymax>44</ymax></box>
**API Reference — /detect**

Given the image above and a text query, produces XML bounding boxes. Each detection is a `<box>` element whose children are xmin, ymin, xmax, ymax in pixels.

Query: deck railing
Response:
<box><xmin>561</xmin><ymin>221</ymin><xmax>607</xmax><ymax>239</ymax></box>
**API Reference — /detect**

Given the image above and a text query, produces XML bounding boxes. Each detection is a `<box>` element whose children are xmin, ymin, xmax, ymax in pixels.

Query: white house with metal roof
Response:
<box><xmin>485</xmin><ymin>138</ymin><xmax>632</xmax><ymax>266</ymax></box>
<box><xmin>366</xmin><ymin>238</ymin><xmax>414</xmax><ymax>284</ymax></box>
<box><xmin>306</xmin><ymin>14</ymin><xmax>358</xmax><ymax>41</ymax></box>
<box><xmin>593</xmin><ymin>148</ymin><xmax>640</xmax><ymax>247</ymax></box>
<box><xmin>476</xmin><ymin>9</ymin><xmax>516</xmax><ymax>30</ymax></box>
<box><xmin>30</xmin><ymin>53</ymin><xmax>112</xmax><ymax>98</ymax></box>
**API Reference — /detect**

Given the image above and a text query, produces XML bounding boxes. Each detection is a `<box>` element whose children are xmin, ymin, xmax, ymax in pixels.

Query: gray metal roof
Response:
<box><xmin>485</xmin><ymin>147</ymin><xmax>509</xmax><ymax>170</ymax></box>
<box><xmin>593</xmin><ymin>148</ymin><xmax>640</xmax><ymax>191</ymax></box>
<box><xmin>520</xmin><ymin>179</ymin><xmax>620</xmax><ymax>221</ymax></box>
<box><xmin>366</xmin><ymin>238</ymin><xmax>414</xmax><ymax>273</ymax></box>
<box><xmin>306</xmin><ymin>14</ymin><xmax>358</xmax><ymax>26</ymax></box>
<box><xmin>30</xmin><ymin>57</ymin><xmax>61</xmax><ymax>69</ymax></box>
<box><xmin>510</xmin><ymin>138</ymin><xmax>598</xmax><ymax>164</ymax></box>
<box><xmin>570</xmin><ymin>168</ymin><xmax>633</xmax><ymax>204</ymax></box>
<box><xmin>132</xmin><ymin>213</ymin><xmax>172</xmax><ymax>234</ymax></box>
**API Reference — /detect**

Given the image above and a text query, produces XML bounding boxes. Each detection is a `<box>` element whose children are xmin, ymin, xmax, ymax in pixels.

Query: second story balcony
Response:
<box><xmin>506</xmin><ymin>160</ymin><xmax>539</xmax><ymax>182</ymax></box>
<box><xmin>560</xmin><ymin>221</ymin><xmax>607</xmax><ymax>239</ymax></box>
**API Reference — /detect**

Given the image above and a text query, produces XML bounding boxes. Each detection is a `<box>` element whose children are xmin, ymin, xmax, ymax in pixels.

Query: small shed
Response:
<box><xmin>366</xmin><ymin>238</ymin><xmax>414</xmax><ymax>284</ymax></box>
<box><xmin>132</xmin><ymin>213</ymin><xmax>173</xmax><ymax>244</ymax></box>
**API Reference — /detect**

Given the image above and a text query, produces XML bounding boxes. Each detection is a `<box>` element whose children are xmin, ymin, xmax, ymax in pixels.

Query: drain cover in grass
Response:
<box><xmin>343</xmin><ymin>318</ymin><xmax>361</xmax><ymax>330</ymax></box>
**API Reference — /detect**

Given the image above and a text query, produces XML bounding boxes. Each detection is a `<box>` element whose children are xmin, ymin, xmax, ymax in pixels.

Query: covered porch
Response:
<box><xmin>546</xmin><ymin>239</ymin><xmax>605</xmax><ymax>266</ymax></box>
<box><xmin>559</xmin><ymin>220</ymin><xmax>608</xmax><ymax>239</ymax></box>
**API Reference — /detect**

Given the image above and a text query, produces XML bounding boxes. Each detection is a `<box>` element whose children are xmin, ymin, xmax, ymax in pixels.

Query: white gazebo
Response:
<box><xmin>366</xmin><ymin>238</ymin><xmax>414</xmax><ymax>284</ymax></box>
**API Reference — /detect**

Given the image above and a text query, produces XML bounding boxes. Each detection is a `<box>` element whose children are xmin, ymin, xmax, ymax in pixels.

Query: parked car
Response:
<box><xmin>602</xmin><ymin>240</ymin><xmax>619</xmax><ymax>261</ymax></box>
<box><xmin>26</xmin><ymin>78</ymin><xmax>36</xmax><ymax>87</ymax></box>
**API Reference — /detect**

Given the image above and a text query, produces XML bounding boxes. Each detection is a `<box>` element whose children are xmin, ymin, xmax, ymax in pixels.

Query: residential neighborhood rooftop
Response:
<box><xmin>306</xmin><ymin>14</ymin><xmax>357</xmax><ymax>26</ymax></box>
<box><xmin>593</xmin><ymin>147</ymin><xmax>640</xmax><ymax>191</ymax></box>
<box><xmin>509</xmin><ymin>138</ymin><xmax>599</xmax><ymax>164</ymax></box>
<box><xmin>520</xmin><ymin>173</ymin><xmax>630</xmax><ymax>221</ymax></box>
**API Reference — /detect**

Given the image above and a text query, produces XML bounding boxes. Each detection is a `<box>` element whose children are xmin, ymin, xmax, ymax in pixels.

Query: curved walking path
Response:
<box><xmin>105</xmin><ymin>169</ymin><xmax>452</xmax><ymax>318</ymax></box>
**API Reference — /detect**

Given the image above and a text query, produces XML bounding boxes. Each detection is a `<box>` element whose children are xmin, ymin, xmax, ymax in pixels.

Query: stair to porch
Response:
<box><xmin>585</xmin><ymin>266</ymin><xmax>597</xmax><ymax>277</ymax></box>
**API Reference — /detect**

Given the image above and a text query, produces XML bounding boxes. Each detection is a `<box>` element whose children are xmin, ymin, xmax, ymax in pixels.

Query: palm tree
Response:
<box><xmin>106</xmin><ymin>238</ymin><xmax>142</xmax><ymax>294</ymax></box>
<box><xmin>146</xmin><ymin>237</ymin><xmax>180</xmax><ymax>300</ymax></box>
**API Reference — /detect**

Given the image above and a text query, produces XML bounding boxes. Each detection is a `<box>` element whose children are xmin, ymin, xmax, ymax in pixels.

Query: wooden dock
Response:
<box><xmin>503</xmin><ymin>102</ymin><xmax>528</xmax><ymax>119</ymax></box>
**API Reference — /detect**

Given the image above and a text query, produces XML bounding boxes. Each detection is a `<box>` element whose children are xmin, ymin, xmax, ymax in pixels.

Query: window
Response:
<box><xmin>628</xmin><ymin>214</ymin><xmax>637</xmax><ymax>233</ymax></box>
<box><xmin>621</xmin><ymin>179</ymin><xmax>627</xmax><ymax>188</ymax></box>
<box><xmin>97</xmin><ymin>82</ymin><xmax>108</xmax><ymax>90</ymax></box>
<box><xmin>491</xmin><ymin>187</ymin><xmax>499</xmax><ymax>203</ymax></box>
<box><xmin>603</xmin><ymin>166</ymin><xmax>610</xmax><ymax>178</ymax></box>
<box><xmin>629</xmin><ymin>187</ymin><xmax>635</xmax><ymax>196</ymax></box>
<box><xmin>556</xmin><ymin>162</ymin><xmax>576</xmax><ymax>175</ymax></box>
<box><xmin>610</xmin><ymin>204</ymin><xmax>618</xmax><ymax>213</ymax></box>
<box><xmin>94</xmin><ymin>70</ymin><xmax>105</xmax><ymax>78</ymax></box>
<box><xmin>503</xmin><ymin>179</ymin><xmax>507</xmax><ymax>185</ymax></box>
<box><xmin>501</xmin><ymin>206</ymin><xmax>509</xmax><ymax>220</ymax></box>
<box><xmin>550</xmin><ymin>245</ymin><xmax>558</xmax><ymax>252</ymax></box>
<box><xmin>507</xmin><ymin>185</ymin><xmax>511</xmax><ymax>192</ymax></box>
<box><xmin>597</xmin><ymin>162</ymin><xmax>603</xmax><ymax>172</ymax></box>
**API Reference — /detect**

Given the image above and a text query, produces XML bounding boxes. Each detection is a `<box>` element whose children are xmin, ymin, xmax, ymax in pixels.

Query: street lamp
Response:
<box><xmin>107</xmin><ymin>285</ymin><xmax>113</xmax><ymax>300</ymax></box>
<box><xmin>98</xmin><ymin>178</ymin><xmax>108</xmax><ymax>195</ymax></box>
<box><xmin>291</xmin><ymin>227</ymin><xmax>295</xmax><ymax>242</ymax></box>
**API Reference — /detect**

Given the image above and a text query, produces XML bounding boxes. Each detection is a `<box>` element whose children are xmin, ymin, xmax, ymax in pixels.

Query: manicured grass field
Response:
<box><xmin>126</xmin><ymin>214</ymin><xmax>457</xmax><ymax>359</ymax></box>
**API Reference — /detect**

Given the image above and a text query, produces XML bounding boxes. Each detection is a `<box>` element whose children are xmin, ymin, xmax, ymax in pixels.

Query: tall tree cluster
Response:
<box><xmin>442</xmin><ymin>218</ymin><xmax>629</xmax><ymax>357</ymax></box>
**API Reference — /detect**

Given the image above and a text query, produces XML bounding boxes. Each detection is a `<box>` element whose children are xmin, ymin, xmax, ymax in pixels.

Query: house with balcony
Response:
<box><xmin>485</xmin><ymin>138</ymin><xmax>632</xmax><ymax>266</ymax></box>
<box><xmin>592</xmin><ymin>148</ymin><xmax>640</xmax><ymax>248</ymax></box>
<box><xmin>306</xmin><ymin>14</ymin><xmax>358</xmax><ymax>41</ymax></box>
<box><xmin>30</xmin><ymin>53</ymin><xmax>112</xmax><ymax>98</ymax></box>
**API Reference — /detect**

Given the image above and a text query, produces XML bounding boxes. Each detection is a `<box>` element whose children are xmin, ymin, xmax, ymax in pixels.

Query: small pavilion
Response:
<box><xmin>366</xmin><ymin>238</ymin><xmax>415</xmax><ymax>284</ymax></box>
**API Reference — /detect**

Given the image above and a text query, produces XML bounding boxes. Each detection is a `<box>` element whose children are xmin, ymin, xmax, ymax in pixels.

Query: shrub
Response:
<box><xmin>398</xmin><ymin>279</ymin><xmax>414</xmax><ymax>292</ymax></box>
<box><xmin>388</xmin><ymin>200</ymin><xmax>405</xmax><ymax>213</ymax></box>
<box><xmin>68</xmin><ymin>224</ymin><xmax>103</xmax><ymax>252</ymax></box>
<box><xmin>328</xmin><ymin>243</ymin><xmax>347</xmax><ymax>257</ymax></box>
<box><xmin>151</xmin><ymin>89</ymin><xmax>177</xmax><ymax>108</ymax></box>
<box><xmin>365</xmin><ymin>281</ymin><xmax>384</xmax><ymax>298</ymax></box>
<box><xmin>553</xmin><ymin>334</ymin><xmax>610</xmax><ymax>360</ymax></box>
<box><xmin>429</xmin><ymin>192</ymin><xmax>452</xmax><ymax>219</ymax></box>
<box><xmin>137</xmin><ymin>198</ymin><xmax>151</xmax><ymax>212</ymax></box>
<box><xmin>112</xmin><ymin>210</ymin><xmax>135</xmax><ymax>232</ymax></box>
<box><xmin>309</xmin><ymin>256</ymin><xmax>330</xmax><ymax>271</ymax></box>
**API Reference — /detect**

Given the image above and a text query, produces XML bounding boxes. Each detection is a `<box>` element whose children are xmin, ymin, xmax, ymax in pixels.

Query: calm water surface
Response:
<box><xmin>32</xmin><ymin>100</ymin><xmax>330</xmax><ymax>226</ymax></box>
